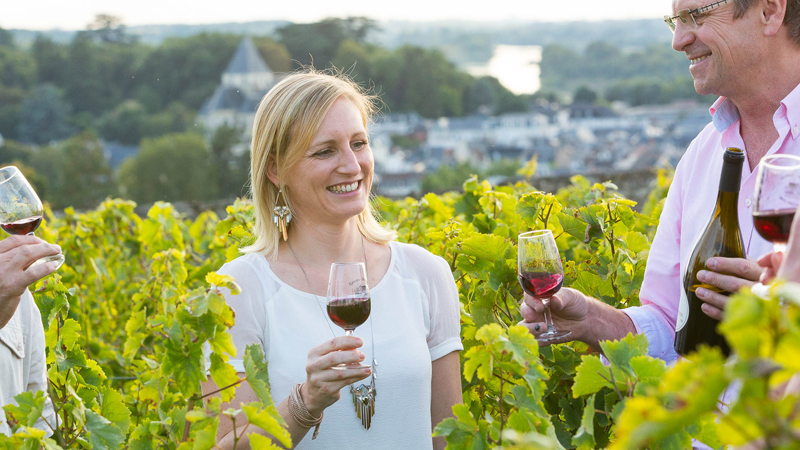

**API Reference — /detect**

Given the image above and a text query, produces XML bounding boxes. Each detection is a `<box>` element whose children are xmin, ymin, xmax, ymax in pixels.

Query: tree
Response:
<box><xmin>0</xmin><ymin>46</ymin><xmax>36</xmax><ymax>89</ymax></box>
<box><xmin>87</xmin><ymin>14</ymin><xmax>137</xmax><ymax>44</ymax></box>
<box><xmin>0</xmin><ymin>27</ymin><xmax>13</xmax><ymax>48</ymax></box>
<box><xmin>32</xmin><ymin>34</ymin><xmax>68</xmax><ymax>86</ymax></box>
<box><xmin>17</xmin><ymin>84</ymin><xmax>74</xmax><ymax>145</ymax></box>
<box><xmin>26</xmin><ymin>131</ymin><xmax>114</xmax><ymax>208</ymax></box>
<box><xmin>99</xmin><ymin>100</ymin><xmax>148</xmax><ymax>144</ymax></box>
<box><xmin>136</xmin><ymin>33</ymin><xmax>241</xmax><ymax>110</ymax></box>
<box><xmin>573</xmin><ymin>86</ymin><xmax>598</xmax><ymax>104</ymax></box>
<box><xmin>420</xmin><ymin>162</ymin><xmax>479</xmax><ymax>194</ymax></box>
<box><xmin>117</xmin><ymin>133</ymin><xmax>218</xmax><ymax>203</ymax></box>
<box><xmin>253</xmin><ymin>37</ymin><xmax>292</xmax><ymax>73</ymax></box>
<box><xmin>277</xmin><ymin>18</ymin><xmax>348</xmax><ymax>67</ymax></box>
<box><xmin>210</xmin><ymin>124</ymin><xmax>249</xmax><ymax>198</ymax></box>
<box><xmin>0</xmin><ymin>139</ymin><xmax>34</xmax><ymax>166</ymax></box>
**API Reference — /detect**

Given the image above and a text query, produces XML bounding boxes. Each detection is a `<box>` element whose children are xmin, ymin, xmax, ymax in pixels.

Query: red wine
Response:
<box><xmin>753</xmin><ymin>209</ymin><xmax>795</xmax><ymax>244</ymax></box>
<box><xmin>327</xmin><ymin>296</ymin><xmax>371</xmax><ymax>330</ymax></box>
<box><xmin>519</xmin><ymin>271</ymin><xmax>564</xmax><ymax>299</ymax></box>
<box><xmin>1</xmin><ymin>215</ymin><xmax>42</xmax><ymax>235</ymax></box>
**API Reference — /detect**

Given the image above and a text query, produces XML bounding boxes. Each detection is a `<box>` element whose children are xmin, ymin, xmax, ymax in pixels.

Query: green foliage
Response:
<box><xmin>99</xmin><ymin>100</ymin><xmax>196</xmax><ymax>145</ymax></box>
<box><xmin>117</xmin><ymin>133</ymin><xmax>218</xmax><ymax>203</ymax></box>
<box><xmin>3</xmin><ymin>165</ymin><xmax>797</xmax><ymax>448</ymax></box>
<box><xmin>540</xmin><ymin>41</ymin><xmax>710</xmax><ymax>104</ymax></box>
<box><xmin>0</xmin><ymin>198</ymin><xmax>281</xmax><ymax>448</ymax></box>
<box><xmin>17</xmin><ymin>84</ymin><xmax>74</xmax><ymax>145</ymax></box>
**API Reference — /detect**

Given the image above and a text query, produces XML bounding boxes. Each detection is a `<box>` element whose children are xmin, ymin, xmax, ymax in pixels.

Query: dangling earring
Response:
<box><xmin>273</xmin><ymin>188</ymin><xmax>292</xmax><ymax>241</ymax></box>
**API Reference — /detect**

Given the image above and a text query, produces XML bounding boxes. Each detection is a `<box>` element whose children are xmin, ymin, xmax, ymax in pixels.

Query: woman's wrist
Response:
<box><xmin>299</xmin><ymin>382</ymin><xmax>325</xmax><ymax>418</ymax></box>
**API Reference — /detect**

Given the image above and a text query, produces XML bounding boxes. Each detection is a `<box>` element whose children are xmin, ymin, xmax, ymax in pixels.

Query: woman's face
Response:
<box><xmin>283</xmin><ymin>97</ymin><xmax>373</xmax><ymax>227</ymax></box>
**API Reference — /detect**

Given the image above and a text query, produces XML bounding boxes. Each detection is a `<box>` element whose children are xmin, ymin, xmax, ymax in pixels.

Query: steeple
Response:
<box><xmin>221</xmin><ymin>38</ymin><xmax>275</xmax><ymax>96</ymax></box>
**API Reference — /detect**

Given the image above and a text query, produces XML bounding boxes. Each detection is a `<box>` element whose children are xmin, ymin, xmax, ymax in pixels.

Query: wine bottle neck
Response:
<box><xmin>716</xmin><ymin>190</ymin><xmax>740</xmax><ymax>213</ymax></box>
<box><xmin>718</xmin><ymin>159</ymin><xmax>744</xmax><ymax>193</ymax></box>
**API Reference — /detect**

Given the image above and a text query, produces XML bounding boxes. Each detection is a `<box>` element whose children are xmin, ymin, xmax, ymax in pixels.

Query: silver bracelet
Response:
<box><xmin>289</xmin><ymin>383</ymin><xmax>323</xmax><ymax>439</ymax></box>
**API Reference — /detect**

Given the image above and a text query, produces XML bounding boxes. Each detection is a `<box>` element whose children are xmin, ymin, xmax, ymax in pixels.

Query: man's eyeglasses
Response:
<box><xmin>664</xmin><ymin>0</ymin><xmax>731</xmax><ymax>33</ymax></box>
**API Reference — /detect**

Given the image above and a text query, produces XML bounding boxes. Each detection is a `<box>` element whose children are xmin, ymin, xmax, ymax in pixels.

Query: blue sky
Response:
<box><xmin>2</xmin><ymin>0</ymin><xmax>666</xmax><ymax>30</ymax></box>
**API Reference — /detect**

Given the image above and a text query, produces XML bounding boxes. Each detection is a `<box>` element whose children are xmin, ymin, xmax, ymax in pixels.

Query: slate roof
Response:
<box><xmin>224</xmin><ymin>38</ymin><xmax>271</xmax><ymax>74</ymax></box>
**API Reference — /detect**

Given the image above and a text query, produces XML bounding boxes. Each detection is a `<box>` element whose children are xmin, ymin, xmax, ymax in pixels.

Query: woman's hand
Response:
<box><xmin>301</xmin><ymin>336</ymin><xmax>372</xmax><ymax>416</ymax></box>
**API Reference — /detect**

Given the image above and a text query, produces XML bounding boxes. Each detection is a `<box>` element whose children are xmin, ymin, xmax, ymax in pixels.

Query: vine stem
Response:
<box><xmin>181</xmin><ymin>397</ymin><xmax>195</xmax><ymax>442</ymax></box>
<box><xmin>496</xmin><ymin>352</ymin><xmax>505</xmax><ymax>447</ymax></box>
<box><xmin>197</xmin><ymin>378</ymin><xmax>246</xmax><ymax>400</ymax></box>
<box><xmin>597</xmin><ymin>369</ymin><xmax>624</xmax><ymax>402</ymax></box>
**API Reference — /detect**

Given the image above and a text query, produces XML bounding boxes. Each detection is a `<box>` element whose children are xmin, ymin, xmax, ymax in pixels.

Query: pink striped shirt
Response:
<box><xmin>626</xmin><ymin>85</ymin><xmax>800</xmax><ymax>362</ymax></box>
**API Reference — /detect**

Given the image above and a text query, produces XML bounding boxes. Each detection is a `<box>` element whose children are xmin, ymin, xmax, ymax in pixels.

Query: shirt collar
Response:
<box><xmin>709</xmin><ymin>96</ymin><xmax>740</xmax><ymax>132</ymax></box>
<box><xmin>781</xmin><ymin>82</ymin><xmax>800</xmax><ymax>140</ymax></box>
<box><xmin>709</xmin><ymin>82</ymin><xmax>800</xmax><ymax>139</ymax></box>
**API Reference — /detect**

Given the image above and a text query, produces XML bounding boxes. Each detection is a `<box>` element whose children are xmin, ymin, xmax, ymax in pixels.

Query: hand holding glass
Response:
<box><xmin>518</xmin><ymin>230</ymin><xmax>570</xmax><ymax>343</ymax></box>
<box><xmin>0</xmin><ymin>166</ymin><xmax>65</xmax><ymax>269</ymax></box>
<box><xmin>327</xmin><ymin>262</ymin><xmax>371</xmax><ymax>370</ymax></box>
<box><xmin>753</xmin><ymin>154</ymin><xmax>800</xmax><ymax>253</ymax></box>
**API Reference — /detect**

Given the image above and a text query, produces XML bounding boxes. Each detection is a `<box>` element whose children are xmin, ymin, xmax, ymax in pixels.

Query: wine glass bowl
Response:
<box><xmin>753</xmin><ymin>154</ymin><xmax>800</xmax><ymax>252</ymax></box>
<box><xmin>327</xmin><ymin>262</ymin><xmax>371</xmax><ymax>370</ymax></box>
<box><xmin>518</xmin><ymin>230</ymin><xmax>571</xmax><ymax>343</ymax></box>
<box><xmin>0</xmin><ymin>166</ymin><xmax>65</xmax><ymax>269</ymax></box>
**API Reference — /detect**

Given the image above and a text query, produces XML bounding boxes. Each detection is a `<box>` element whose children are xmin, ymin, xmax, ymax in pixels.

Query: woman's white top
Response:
<box><xmin>217</xmin><ymin>241</ymin><xmax>463</xmax><ymax>450</ymax></box>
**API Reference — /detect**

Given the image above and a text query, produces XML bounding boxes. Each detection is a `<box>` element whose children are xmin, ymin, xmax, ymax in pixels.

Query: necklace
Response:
<box><xmin>287</xmin><ymin>234</ymin><xmax>378</xmax><ymax>430</ymax></box>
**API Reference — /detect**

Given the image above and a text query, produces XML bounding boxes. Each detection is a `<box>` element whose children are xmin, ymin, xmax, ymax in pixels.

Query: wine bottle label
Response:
<box><xmin>676</xmin><ymin>278</ymin><xmax>689</xmax><ymax>332</ymax></box>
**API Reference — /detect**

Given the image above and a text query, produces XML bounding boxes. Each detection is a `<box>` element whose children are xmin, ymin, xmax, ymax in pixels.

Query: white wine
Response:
<box><xmin>674</xmin><ymin>148</ymin><xmax>745</xmax><ymax>357</ymax></box>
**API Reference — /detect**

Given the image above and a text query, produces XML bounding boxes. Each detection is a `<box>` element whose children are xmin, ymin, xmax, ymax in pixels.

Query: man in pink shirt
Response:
<box><xmin>521</xmin><ymin>0</ymin><xmax>800</xmax><ymax>363</ymax></box>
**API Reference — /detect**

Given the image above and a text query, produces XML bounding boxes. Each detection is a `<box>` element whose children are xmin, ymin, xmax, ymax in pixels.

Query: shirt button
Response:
<box><xmin>745</xmin><ymin>198</ymin><xmax>752</xmax><ymax>207</ymax></box>
<box><xmin>794</xmin><ymin>125</ymin><xmax>799</xmax><ymax>134</ymax></box>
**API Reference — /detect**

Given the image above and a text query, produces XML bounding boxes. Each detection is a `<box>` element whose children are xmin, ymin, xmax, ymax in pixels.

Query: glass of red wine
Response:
<box><xmin>327</xmin><ymin>262</ymin><xmax>371</xmax><ymax>370</ymax></box>
<box><xmin>753</xmin><ymin>154</ymin><xmax>800</xmax><ymax>253</ymax></box>
<box><xmin>0</xmin><ymin>166</ymin><xmax>65</xmax><ymax>269</ymax></box>
<box><xmin>518</xmin><ymin>229</ymin><xmax>570</xmax><ymax>343</ymax></box>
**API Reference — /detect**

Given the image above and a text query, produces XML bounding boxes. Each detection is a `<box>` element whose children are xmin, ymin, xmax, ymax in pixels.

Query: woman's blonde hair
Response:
<box><xmin>242</xmin><ymin>69</ymin><xmax>396</xmax><ymax>259</ymax></box>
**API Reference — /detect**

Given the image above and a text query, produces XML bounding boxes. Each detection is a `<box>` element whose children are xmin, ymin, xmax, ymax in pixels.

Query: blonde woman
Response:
<box><xmin>202</xmin><ymin>70</ymin><xmax>463</xmax><ymax>449</ymax></box>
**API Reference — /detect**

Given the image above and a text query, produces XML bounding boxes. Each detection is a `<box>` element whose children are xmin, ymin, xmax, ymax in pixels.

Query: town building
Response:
<box><xmin>198</xmin><ymin>38</ymin><xmax>280</xmax><ymax>154</ymax></box>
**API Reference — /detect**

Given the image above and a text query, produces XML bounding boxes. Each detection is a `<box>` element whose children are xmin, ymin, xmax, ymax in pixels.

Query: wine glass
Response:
<box><xmin>327</xmin><ymin>262</ymin><xmax>371</xmax><ymax>370</ymax></box>
<box><xmin>0</xmin><ymin>166</ymin><xmax>65</xmax><ymax>269</ymax></box>
<box><xmin>518</xmin><ymin>230</ymin><xmax>570</xmax><ymax>343</ymax></box>
<box><xmin>753</xmin><ymin>154</ymin><xmax>800</xmax><ymax>253</ymax></box>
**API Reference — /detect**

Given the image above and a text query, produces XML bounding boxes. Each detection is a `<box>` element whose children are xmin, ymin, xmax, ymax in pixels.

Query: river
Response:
<box><xmin>464</xmin><ymin>45</ymin><xmax>542</xmax><ymax>95</ymax></box>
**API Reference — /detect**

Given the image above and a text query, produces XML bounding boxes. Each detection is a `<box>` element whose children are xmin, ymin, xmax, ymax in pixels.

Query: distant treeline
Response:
<box><xmin>540</xmin><ymin>41</ymin><xmax>709</xmax><ymax>105</ymax></box>
<box><xmin>0</xmin><ymin>16</ymin><xmax>527</xmax><ymax>147</ymax></box>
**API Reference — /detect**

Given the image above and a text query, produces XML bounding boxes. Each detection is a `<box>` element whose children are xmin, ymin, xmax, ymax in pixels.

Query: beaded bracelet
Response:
<box><xmin>289</xmin><ymin>383</ymin><xmax>323</xmax><ymax>439</ymax></box>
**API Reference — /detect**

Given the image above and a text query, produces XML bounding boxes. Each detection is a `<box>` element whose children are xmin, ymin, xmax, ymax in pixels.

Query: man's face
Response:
<box><xmin>670</xmin><ymin>0</ymin><xmax>761</xmax><ymax>98</ymax></box>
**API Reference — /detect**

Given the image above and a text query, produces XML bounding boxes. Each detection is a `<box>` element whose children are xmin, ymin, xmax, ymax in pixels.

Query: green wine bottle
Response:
<box><xmin>674</xmin><ymin>147</ymin><xmax>745</xmax><ymax>357</ymax></box>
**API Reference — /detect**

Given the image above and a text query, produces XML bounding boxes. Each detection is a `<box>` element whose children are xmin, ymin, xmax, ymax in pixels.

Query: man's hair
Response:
<box><xmin>733</xmin><ymin>0</ymin><xmax>800</xmax><ymax>45</ymax></box>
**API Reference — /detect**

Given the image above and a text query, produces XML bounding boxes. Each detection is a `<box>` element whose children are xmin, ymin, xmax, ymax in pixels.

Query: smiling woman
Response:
<box><xmin>200</xmin><ymin>69</ymin><xmax>464</xmax><ymax>450</ymax></box>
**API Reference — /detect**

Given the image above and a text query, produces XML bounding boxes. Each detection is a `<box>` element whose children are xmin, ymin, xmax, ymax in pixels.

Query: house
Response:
<box><xmin>198</xmin><ymin>38</ymin><xmax>279</xmax><ymax>154</ymax></box>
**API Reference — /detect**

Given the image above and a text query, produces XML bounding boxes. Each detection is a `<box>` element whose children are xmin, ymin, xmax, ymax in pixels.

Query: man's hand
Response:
<box><xmin>519</xmin><ymin>287</ymin><xmax>591</xmax><ymax>345</ymax></box>
<box><xmin>0</xmin><ymin>235</ymin><xmax>61</xmax><ymax>329</ymax></box>
<box><xmin>519</xmin><ymin>287</ymin><xmax>636</xmax><ymax>350</ymax></box>
<box><xmin>695</xmin><ymin>256</ymin><xmax>762</xmax><ymax>321</ymax></box>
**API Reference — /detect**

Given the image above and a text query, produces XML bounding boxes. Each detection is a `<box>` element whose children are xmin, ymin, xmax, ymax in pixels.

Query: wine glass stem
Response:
<box><xmin>774</xmin><ymin>243</ymin><xmax>787</xmax><ymax>253</ymax></box>
<box><xmin>544</xmin><ymin>300</ymin><xmax>557</xmax><ymax>333</ymax></box>
<box><xmin>345</xmin><ymin>330</ymin><xmax>354</xmax><ymax>337</ymax></box>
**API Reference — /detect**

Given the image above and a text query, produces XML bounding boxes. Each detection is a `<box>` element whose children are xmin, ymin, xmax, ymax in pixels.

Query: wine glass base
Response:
<box><xmin>331</xmin><ymin>363</ymin><xmax>371</xmax><ymax>371</ymax></box>
<box><xmin>28</xmin><ymin>253</ymin><xmax>65</xmax><ymax>271</ymax></box>
<box><xmin>536</xmin><ymin>330</ymin><xmax>572</xmax><ymax>344</ymax></box>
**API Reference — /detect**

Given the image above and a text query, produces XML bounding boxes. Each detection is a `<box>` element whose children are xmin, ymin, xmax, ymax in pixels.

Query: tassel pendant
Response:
<box><xmin>272</xmin><ymin>205</ymin><xmax>292</xmax><ymax>241</ymax></box>
<box><xmin>350</xmin><ymin>382</ymin><xmax>376</xmax><ymax>429</ymax></box>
